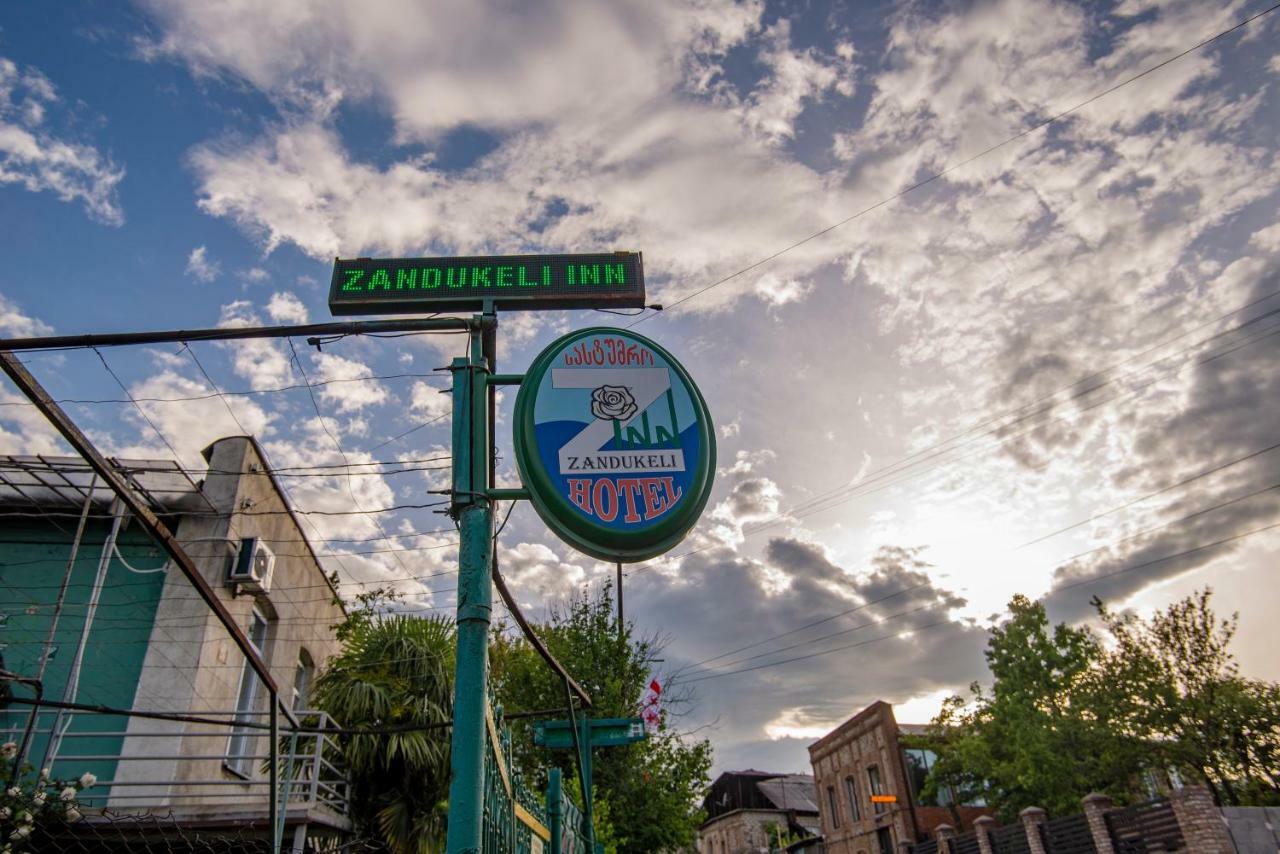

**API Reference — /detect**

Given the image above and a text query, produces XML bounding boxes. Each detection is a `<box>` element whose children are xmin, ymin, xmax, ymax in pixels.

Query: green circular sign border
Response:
<box><xmin>512</xmin><ymin>327</ymin><xmax>716</xmax><ymax>563</ymax></box>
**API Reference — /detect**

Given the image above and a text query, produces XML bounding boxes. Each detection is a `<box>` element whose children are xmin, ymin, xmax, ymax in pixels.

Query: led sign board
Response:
<box><xmin>513</xmin><ymin>328</ymin><xmax>715</xmax><ymax>562</ymax></box>
<box><xmin>328</xmin><ymin>252</ymin><xmax>645</xmax><ymax>315</ymax></box>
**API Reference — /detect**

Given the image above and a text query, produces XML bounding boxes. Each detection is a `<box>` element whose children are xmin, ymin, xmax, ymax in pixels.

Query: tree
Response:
<box><xmin>490</xmin><ymin>583</ymin><xmax>712</xmax><ymax>853</ymax></box>
<box><xmin>928</xmin><ymin>590</ymin><xmax>1280</xmax><ymax>820</ymax></box>
<box><xmin>1097</xmin><ymin>588</ymin><xmax>1280</xmax><ymax>805</ymax></box>
<box><xmin>926</xmin><ymin>595</ymin><xmax>1145</xmax><ymax>820</ymax></box>
<box><xmin>312</xmin><ymin>593</ymin><xmax>456</xmax><ymax>854</ymax></box>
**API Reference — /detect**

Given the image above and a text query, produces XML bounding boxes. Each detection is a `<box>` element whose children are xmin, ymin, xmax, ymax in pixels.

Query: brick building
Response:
<box><xmin>808</xmin><ymin>701</ymin><xmax>992</xmax><ymax>854</ymax></box>
<box><xmin>699</xmin><ymin>770</ymin><xmax>822</xmax><ymax>854</ymax></box>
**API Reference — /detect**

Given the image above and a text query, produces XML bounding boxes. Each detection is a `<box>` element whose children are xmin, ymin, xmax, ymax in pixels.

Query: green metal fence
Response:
<box><xmin>483</xmin><ymin>700</ymin><xmax>552</xmax><ymax>853</ymax></box>
<box><xmin>545</xmin><ymin>768</ymin><xmax>593</xmax><ymax>854</ymax></box>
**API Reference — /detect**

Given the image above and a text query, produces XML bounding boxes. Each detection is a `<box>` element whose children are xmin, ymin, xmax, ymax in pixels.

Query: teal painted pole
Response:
<box><xmin>445</xmin><ymin>319</ymin><xmax>496</xmax><ymax>853</ymax></box>
<box><xmin>578</xmin><ymin>712</ymin><xmax>596</xmax><ymax>854</ymax></box>
<box><xmin>547</xmin><ymin>768</ymin><xmax>562</xmax><ymax>854</ymax></box>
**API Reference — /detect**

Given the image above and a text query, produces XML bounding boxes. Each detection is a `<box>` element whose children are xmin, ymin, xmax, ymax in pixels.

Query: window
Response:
<box><xmin>292</xmin><ymin>648</ymin><xmax>314</xmax><ymax>711</ymax></box>
<box><xmin>226</xmin><ymin>606</ymin><xmax>270</xmax><ymax>777</ymax></box>
<box><xmin>905</xmin><ymin>747</ymin><xmax>956</xmax><ymax>806</ymax></box>
<box><xmin>826</xmin><ymin>786</ymin><xmax>840</xmax><ymax>829</ymax></box>
<box><xmin>867</xmin><ymin>764</ymin><xmax>887</xmax><ymax>814</ymax></box>
<box><xmin>876</xmin><ymin>826</ymin><xmax>894</xmax><ymax>854</ymax></box>
<box><xmin>845</xmin><ymin>775</ymin><xmax>861</xmax><ymax>822</ymax></box>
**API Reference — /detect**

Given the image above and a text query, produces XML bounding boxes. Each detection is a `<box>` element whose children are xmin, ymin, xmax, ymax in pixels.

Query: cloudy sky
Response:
<box><xmin>2</xmin><ymin>0</ymin><xmax>1278</xmax><ymax>775</ymax></box>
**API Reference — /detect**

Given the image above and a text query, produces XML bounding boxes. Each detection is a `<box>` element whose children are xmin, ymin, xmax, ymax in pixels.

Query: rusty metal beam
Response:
<box><xmin>0</xmin><ymin>351</ymin><xmax>278</xmax><ymax>695</ymax></box>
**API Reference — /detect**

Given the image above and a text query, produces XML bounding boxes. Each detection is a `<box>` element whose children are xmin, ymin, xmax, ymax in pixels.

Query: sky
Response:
<box><xmin>1</xmin><ymin>0</ymin><xmax>1278</xmax><ymax>777</ymax></box>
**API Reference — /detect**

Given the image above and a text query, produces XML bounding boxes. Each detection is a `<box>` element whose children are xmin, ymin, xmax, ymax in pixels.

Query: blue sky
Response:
<box><xmin>2</xmin><ymin>0</ymin><xmax>1279</xmax><ymax>774</ymax></box>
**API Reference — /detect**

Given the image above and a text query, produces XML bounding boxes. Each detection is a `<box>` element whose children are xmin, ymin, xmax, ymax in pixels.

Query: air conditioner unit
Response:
<box><xmin>227</xmin><ymin>537</ymin><xmax>275</xmax><ymax>594</ymax></box>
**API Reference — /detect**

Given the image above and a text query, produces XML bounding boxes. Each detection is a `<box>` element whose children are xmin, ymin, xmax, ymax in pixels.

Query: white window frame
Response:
<box><xmin>225</xmin><ymin>605</ymin><xmax>270</xmax><ymax>778</ymax></box>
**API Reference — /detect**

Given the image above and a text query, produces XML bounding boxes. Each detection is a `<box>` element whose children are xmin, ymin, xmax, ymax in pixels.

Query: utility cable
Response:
<box><xmin>681</xmin><ymin>519</ymin><xmax>1280</xmax><ymax>683</ymax></box>
<box><xmin>627</xmin><ymin>2</ymin><xmax>1280</xmax><ymax>325</ymax></box>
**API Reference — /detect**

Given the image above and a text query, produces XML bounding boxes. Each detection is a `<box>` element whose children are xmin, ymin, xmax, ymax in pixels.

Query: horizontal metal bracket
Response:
<box><xmin>486</xmin><ymin>488</ymin><xmax>530</xmax><ymax>501</ymax></box>
<box><xmin>486</xmin><ymin>373</ymin><xmax>524</xmax><ymax>386</ymax></box>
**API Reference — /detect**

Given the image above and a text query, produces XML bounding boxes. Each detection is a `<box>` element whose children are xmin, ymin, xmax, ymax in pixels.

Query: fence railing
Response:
<box><xmin>483</xmin><ymin>701</ymin><xmax>550</xmax><ymax>853</ymax></box>
<box><xmin>21</xmin><ymin>707</ymin><xmax>349</xmax><ymax>820</ymax></box>
<box><xmin>913</xmin><ymin>792</ymin><xmax>1200</xmax><ymax>854</ymax></box>
<box><xmin>1105</xmin><ymin>797</ymin><xmax>1183</xmax><ymax>854</ymax></box>
<box><xmin>990</xmin><ymin>822</ymin><xmax>1034</xmax><ymax>854</ymax></box>
<box><xmin>546</xmin><ymin>767</ymin><xmax>592</xmax><ymax>854</ymax></box>
<box><xmin>1042</xmin><ymin>812</ymin><xmax>1096</xmax><ymax>854</ymax></box>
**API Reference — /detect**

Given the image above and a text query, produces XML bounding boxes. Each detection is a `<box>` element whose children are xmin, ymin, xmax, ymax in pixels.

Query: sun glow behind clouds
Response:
<box><xmin>764</xmin><ymin>707</ymin><xmax>839</xmax><ymax>741</ymax></box>
<box><xmin>892</xmin><ymin>688</ymin><xmax>953</xmax><ymax>725</ymax></box>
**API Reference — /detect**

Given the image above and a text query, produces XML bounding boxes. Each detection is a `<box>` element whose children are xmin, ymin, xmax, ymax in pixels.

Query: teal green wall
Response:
<box><xmin>1</xmin><ymin>518</ymin><xmax>168</xmax><ymax>802</ymax></box>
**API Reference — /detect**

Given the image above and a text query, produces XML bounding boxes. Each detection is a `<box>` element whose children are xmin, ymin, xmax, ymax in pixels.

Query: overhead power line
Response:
<box><xmin>635</xmin><ymin>312</ymin><xmax>1280</xmax><ymax>572</ymax></box>
<box><xmin>0</xmin><ymin>372</ymin><xmax>447</xmax><ymax>407</ymax></box>
<box><xmin>627</xmin><ymin>2</ymin><xmax>1280</xmax><ymax>324</ymax></box>
<box><xmin>678</xmin><ymin>478</ymin><xmax>1280</xmax><ymax>680</ymax></box>
<box><xmin>680</xmin><ymin>520</ymin><xmax>1280</xmax><ymax>683</ymax></box>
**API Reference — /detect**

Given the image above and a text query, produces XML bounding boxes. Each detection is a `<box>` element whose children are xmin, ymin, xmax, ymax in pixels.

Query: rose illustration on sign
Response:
<box><xmin>590</xmin><ymin>385</ymin><xmax>637</xmax><ymax>422</ymax></box>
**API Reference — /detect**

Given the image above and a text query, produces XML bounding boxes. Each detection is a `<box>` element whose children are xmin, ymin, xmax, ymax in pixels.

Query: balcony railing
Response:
<box><xmin>27</xmin><ymin>708</ymin><xmax>350</xmax><ymax>825</ymax></box>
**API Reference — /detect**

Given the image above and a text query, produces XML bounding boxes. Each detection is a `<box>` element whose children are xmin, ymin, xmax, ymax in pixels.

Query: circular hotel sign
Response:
<box><xmin>513</xmin><ymin>328</ymin><xmax>715</xmax><ymax>562</ymax></box>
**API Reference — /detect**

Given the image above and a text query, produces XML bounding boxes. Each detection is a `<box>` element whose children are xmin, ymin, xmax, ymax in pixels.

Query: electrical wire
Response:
<box><xmin>675</xmin><ymin>477</ymin><xmax>1280</xmax><ymax>678</ymax></box>
<box><xmin>635</xmin><ymin>315</ymin><xmax>1280</xmax><ymax>572</ymax></box>
<box><xmin>0</xmin><ymin>372</ymin><xmax>448</xmax><ymax>407</ymax></box>
<box><xmin>679</xmin><ymin>520</ymin><xmax>1280</xmax><ymax>684</ymax></box>
<box><xmin>626</xmin><ymin>2</ymin><xmax>1280</xmax><ymax>325</ymax></box>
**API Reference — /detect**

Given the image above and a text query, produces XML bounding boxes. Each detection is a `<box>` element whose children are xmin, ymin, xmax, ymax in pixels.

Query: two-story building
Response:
<box><xmin>0</xmin><ymin>436</ymin><xmax>351</xmax><ymax>851</ymax></box>
<box><xmin>699</xmin><ymin>769</ymin><xmax>822</xmax><ymax>853</ymax></box>
<box><xmin>808</xmin><ymin>701</ymin><xmax>992</xmax><ymax>854</ymax></box>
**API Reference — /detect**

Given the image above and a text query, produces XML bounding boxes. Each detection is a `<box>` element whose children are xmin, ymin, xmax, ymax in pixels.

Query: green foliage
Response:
<box><xmin>491</xmin><ymin>583</ymin><xmax>713</xmax><ymax>853</ymax></box>
<box><xmin>927</xmin><ymin>595</ymin><xmax>1140</xmax><ymax>820</ymax></box>
<box><xmin>1096</xmin><ymin>588</ymin><xmax>1280</xmax><ymax>806</ymax></box>
<box><xmin>928</xmin><ymin>590</ymin><xmax>1280</xmax><ymax>820</ymax></box>
<box><xmin>762</xmin><ymin>820</ymin><xmax>812</xmax><ymax>852</ymax></box>
<box><xmin>313</xmin><ymin>595</ymin><xmax>456</xmax><ymax>854</ymax></box>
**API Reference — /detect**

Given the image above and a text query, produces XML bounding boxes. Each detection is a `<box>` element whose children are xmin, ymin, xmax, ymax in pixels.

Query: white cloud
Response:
<box><xmin>266</xmin><ymin>290</ymin><xmax>309</xmax><ymax>324</ymax></box>
<box><xmin>408</xmin><ymin>380</ymin><xmax>450</xmax><ymax>422</ymax></box>
<box><xmin>312</xmin><ymin>352</ymin><xmax>388</xmax><ymax>413</ymax></box>
<box><xmin>0</xmin><ymin>292</ymin><xmax>53</xmax><ymax>338</ymax></box>
<box><xmin>732</xmin><ymin>21</ymin><xmax>853</xmax><ymax>146</ymax></box>
<box><xmin>1248</xmin><ymin>222</ymin><xmax>1280</xmax><ymax>251</ymax></box>
<box><xmin>0</xmin><ymin>57</ymin><xmax>124</xmax><ymax>224</ymax></box>
<box><xmin>239</xmin><ymin>267</ymin><xmax>269</xmax><ymax>283</ymax></box>
<box><xmin>185</xmin><ymin>245</ymin><xmax>219</xmax><ymax>282</ymax></box>
<box><xmin>0</xmin><ymin>388</ymin><xmax>65</xmax><ymax>456</ymax></box>
<box><xmin>142</xmin><ymin>0</ymin><xmax>763</xmax><ymax>134</ymax></box>
<box><xmin>216</xmin><ymin>299</ymin><xmax>295</xmax><ymax>390</ymax></box>
<box><xmin>106</xmin><ymin>369</ymin><xmax>275</xmax><ymax>468</ymax></box>
<box><xmin>752</xmin><ymin>272</ymin><xmax>812</xmax><ymax>307</ymax></box>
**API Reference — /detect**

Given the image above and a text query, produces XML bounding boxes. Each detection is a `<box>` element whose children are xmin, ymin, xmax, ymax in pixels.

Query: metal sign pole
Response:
<box><xmin>445</xmin><ymin>313</ymin><xmax>496</xmax><ymax>853</ymax></box>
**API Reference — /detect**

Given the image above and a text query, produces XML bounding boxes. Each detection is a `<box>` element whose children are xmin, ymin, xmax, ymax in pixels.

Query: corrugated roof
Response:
<box><xmin>756</xmin><ymin>774</ymin><xmax>819</xmax><ymax>813</ymax></box>
<box><xmin>0</xmin><ymin>455</ymin><xmax>213</xmax><ymax>515</ymax></box>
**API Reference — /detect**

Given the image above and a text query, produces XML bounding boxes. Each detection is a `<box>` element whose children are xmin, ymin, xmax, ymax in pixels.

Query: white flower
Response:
<box><xmin>60</xmin><ymin>787</ymin><xmax>77</xmax><ymax>802</ymax></box>
<box><xmin>38</xmin><ymin>768</ymin><xmax>49</xmax><ymax>780</ymax></box>
<box><xmin>30</xmin><ymin>791</ymin><xmax>45</xmax><ymax>806</ymax></box>
<box><xmin>0</xmin><ymin>807</ymin><xmax>9</xmax><ymax>819</ymax></box>
<box><xmin>0</xmin><ymin>742</ymin><xmax>15</xmax><ymax>759</ymax></box>
<box><xmin>65</xmin><ymin>806</ymin><xmax>82</xmax><ymax>822</ymax></box>
<box><xmin>8</xmin><ymin>827</ymin><xmax>29</xmax><ymax>841</ymax></box>
<box><xmin>78</xmin><ymin>772</ymin><xmax>96</xmax><ymax>789</ymax></box>
<box><xmin>4</xmin><ymin>788</ymin><xmax>17</xmax><ymax>798</ymax></box>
